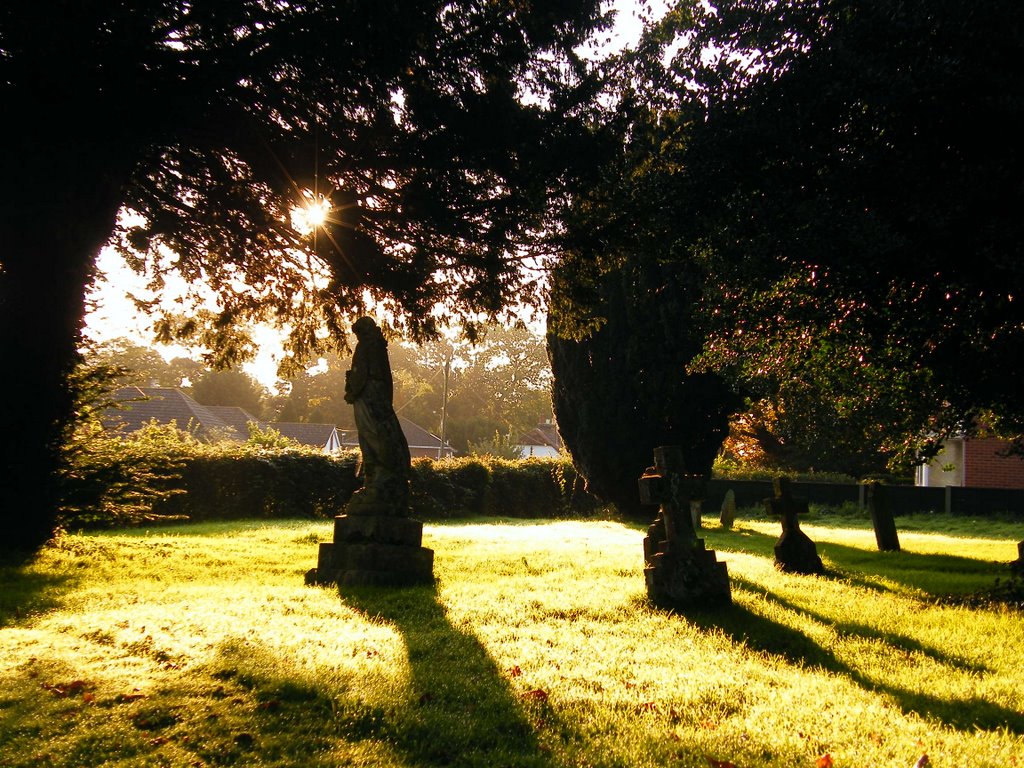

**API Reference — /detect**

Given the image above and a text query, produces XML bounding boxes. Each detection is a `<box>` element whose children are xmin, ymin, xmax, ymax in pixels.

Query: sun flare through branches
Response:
<box><xmin>291</xmin><ymin>192</ymin><xmax>332</xmax><ymax>235</ymax></box>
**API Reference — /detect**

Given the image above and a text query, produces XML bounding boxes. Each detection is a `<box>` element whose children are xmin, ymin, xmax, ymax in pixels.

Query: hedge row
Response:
<box><xmin>410</xmin><ymin>455</ymin><xmax>598</xmax><ymax>519</ymax></box>
<box><xmin>63</xmin><ymin>430</ymin><xmax>600</xmax><ymax>528</ymax></box>
<box><xmin>151</xmin><ymin>451</ymin><xmax>362</xmax><ymax>522</ymax></box>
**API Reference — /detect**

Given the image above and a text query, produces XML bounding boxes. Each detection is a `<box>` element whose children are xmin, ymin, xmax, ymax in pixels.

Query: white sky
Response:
<box><xmin>82</xmin><ymin>1</ymin><xmax>669</xmax><ymax>387</ymax></box>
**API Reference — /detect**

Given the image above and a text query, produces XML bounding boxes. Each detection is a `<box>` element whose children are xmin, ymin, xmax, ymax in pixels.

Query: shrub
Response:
<box><xmin>61</xmin><ymin>421</ymin><xmax>361</xmax><ymax>528</ymax></box>
<box><xmin>62</xmin><ymin>424</ymin><xmax>599</xmax><ymax>528</ymax></box>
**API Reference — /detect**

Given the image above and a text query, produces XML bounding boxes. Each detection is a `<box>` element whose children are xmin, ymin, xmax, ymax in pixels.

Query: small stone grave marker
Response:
<box><xmin>866</xmin><ymin>482</ymin><xmax>900</xmax><ymax>552</ymax></box>
<box><xmin>719</xmin><ymin>489</ymin><xmax>737</xmax><ymax>529</ymax></box>
<box><xmin>1011</xmin><ymin>541</ymin><xmax>1024</xmax><ymax>575</ymax></box>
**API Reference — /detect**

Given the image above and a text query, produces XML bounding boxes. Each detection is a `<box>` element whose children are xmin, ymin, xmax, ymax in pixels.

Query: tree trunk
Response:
<box><xmin>0</xmin><ymin>162</ymin><xmax>124</xmax><ymax>556</ymax></box>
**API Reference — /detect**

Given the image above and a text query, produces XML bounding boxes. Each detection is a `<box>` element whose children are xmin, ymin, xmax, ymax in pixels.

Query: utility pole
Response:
<box><xmin>438</xmin><ymin>351</ymin><xmax>452</xmax><ymax>459</ymax></box>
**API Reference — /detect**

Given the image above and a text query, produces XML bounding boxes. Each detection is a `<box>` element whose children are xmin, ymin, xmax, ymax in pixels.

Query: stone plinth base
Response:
<box><xmin>644</xmin><ymin>538</ymin><xmax>731</xmax><ymax>609</ymax></box>
<box><xmin>774</xmin><ymin>529</ymin><xmax>824</xmax><ymax>574</ymax></box>
<box><xmin>306</xmin><ymin>514</ymin><xmax>434</xmax><ymax>587</ymax></box>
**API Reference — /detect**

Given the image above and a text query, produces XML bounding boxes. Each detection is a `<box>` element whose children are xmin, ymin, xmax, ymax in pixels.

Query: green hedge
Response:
<box><xmin>152</xmin><ymin>451</ymin><xmax>362</xmax><ymax>522</ymax></box>
<box><xmin>62</xmin><ymin>424</ymin><xmax>599</xmax><ymax>528</ymax></box>
<box><xmin>411</xmin><ymin>456</ymin><xmax>598</xmax><ymax>519</ymax></box>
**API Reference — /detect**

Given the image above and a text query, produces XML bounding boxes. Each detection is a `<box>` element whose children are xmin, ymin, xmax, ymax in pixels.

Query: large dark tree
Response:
<box><xmin>548</xmin><ymin>257</ymin><xmax>736</xmax><ymax>517</ymax></box>
<box><xmin>0</xmin><ymin>1</ymin><xmax>609</xmax><ymax>554</ymax></box>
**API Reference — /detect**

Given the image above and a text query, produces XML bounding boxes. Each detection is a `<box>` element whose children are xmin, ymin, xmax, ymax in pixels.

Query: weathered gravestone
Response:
<box><xmin>764</xmin><ymin>478</ymin><xmax>824</xmax><ymax>574</ymax></box>
<box><xmin>638</xmin><ymin>446</ymin><xmax>731</xmax><ymax>608</ymax></box>
<box><xmin>866</xmin><ymin>482</ymin><xmax>901</xmax><ymax>552</ymax></box>
<box><xmin>1010</xmin><ymin>541</ymin><xmax>1024</xmax><ymax>575</ymax></box>
<box><xmin>719</xmin><ymin>489</ymin><xmax>737</xmax><ymax>529</ymax></box>
<box><xmin>306</xmin><ymin>317</ymin><xmax>434</xmax><ymax>587</ymax></box>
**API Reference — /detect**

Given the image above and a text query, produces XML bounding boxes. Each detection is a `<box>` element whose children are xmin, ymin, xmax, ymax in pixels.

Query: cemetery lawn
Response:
<box><xmin>1</xmin><ymin>516</ymin><xmax>1022</xmax><ymax>767</ymax></box>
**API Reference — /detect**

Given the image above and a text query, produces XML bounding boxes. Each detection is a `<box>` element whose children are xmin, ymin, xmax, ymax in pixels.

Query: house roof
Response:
<box><xmin>516</xmin><ymin>421</ymin><xmax>562</xmax><ymax>450</ymax></box>
<box><xmin>105</xmin><ymin>387</ymin><xmax>244</xmax><ymax>441</ymax></box>
<box><xmin>105</xmin><ymin>386</ymin><xmax>433</xmax><ymax>454</ymax></box>
<box><xmin>339</xmin><ymin>416</ymin><xmax>453</xmax><ymax>453</ymax></box>
<box><xmin>205</xmin><ymin>405</ymin><xmax>260</xmax><ymax>435</ymax></box>
<box><xmin>270</xmin><ymin>422</ymin><xmax>339</xmax><ymax>448</ymax></box>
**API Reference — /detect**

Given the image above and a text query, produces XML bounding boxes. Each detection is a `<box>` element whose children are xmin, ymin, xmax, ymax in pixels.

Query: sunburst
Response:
<box><xmin>291</xmin><ymin>192</ymin><xmax>332</xmax><ymax>235</ymax></box>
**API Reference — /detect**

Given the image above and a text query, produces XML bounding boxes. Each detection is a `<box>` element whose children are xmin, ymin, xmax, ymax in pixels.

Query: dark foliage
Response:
<box><xmin>664</xmin><ymin>0</ymin><xmax>1024</xmax><ymax>459</ymax></box>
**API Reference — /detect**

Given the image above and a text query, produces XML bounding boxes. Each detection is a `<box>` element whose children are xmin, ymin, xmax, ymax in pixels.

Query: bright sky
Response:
<box><xmin>82</xmin><ymin>1</ymin><xmax>670</xmax><ymax>387</ymax></box>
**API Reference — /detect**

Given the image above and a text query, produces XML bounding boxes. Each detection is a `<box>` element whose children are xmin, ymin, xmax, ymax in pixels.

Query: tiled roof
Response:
<box><xmin>205</xmin><ymin>406</ymin><xmax>260</xmax><ymax>435</ymax></box>
<box><xmin>339</xmin><ymin>416</ymin><xmax>452</xmax><ymax>452</ymax></box>
<box><xmin>105</xmin><ymin>387</ymin><xmax>439</xmax><ymax>455</ymax></box>
<box><xmin>517</xmin><ymin>421</ymin><xmax>562</xmax><ymax>450</ymax></box>
<box><xmin>104</xmin><ymin>387</ymin><xmax>245</xmax><ymax>441</ymax></box>
<box><xmin>269</xmin><ymin>422</ymin><xmax>339</xmax><ymax>449</ymax></box>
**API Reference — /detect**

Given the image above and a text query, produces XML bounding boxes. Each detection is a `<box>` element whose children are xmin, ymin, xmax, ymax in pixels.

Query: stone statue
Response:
<box><xmin>306</xmin><ymin>317</ymin><xmax>433</xmax><ymax>586</ymax></box>
<box><xmin>344</xmin><ymin>317</ymin><xmax>411</xmax><ymax>514</ymax></box>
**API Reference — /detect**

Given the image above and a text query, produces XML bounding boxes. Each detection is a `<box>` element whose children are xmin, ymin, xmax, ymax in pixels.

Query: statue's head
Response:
<box><xmin>352</xmin><ymin>316</ymin><xmax>378</xmax><ymax>337</ymax></box>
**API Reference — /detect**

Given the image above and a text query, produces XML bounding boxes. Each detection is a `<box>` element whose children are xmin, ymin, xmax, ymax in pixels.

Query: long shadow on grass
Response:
<box><xmin>0</xmin><ymin>556</ymin><xmax>79</xmax><ymax>627</ymax></box>
<box><xmin>684</xmin><ymin>580</ymin><xmax>1024</xmax><ymax>734</ymax></box>
<box><xmin>731</xmin><ymin>576</ymin><xmax>992</xmax><ymax>674</ymax></box>
<box><xmin>341</xmin><ymin>583</ymin><xmax>555</xmax><ymax>767</ymax></box>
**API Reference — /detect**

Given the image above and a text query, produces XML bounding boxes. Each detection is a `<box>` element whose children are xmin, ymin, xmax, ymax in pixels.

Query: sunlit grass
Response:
<box><xmin>1</xmin><ymin>517</ymin><xmax>1022</xmax><ymax>767</ymax></box>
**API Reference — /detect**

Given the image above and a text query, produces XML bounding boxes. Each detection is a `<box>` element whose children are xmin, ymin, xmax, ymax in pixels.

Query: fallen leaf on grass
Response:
<box><xmin>816</xmin><ymin>754</ymin><xmax>834</xmax><ymax>768</ymax></box>
<box><xmin>522</xmin><ymin>689</ymin><xmax>549</xmax><ymax>702</ymax></box>
<box><xmin>507</xmin><ymin>665</ymin><xmax>522</xmax><ymax>678</ymax></box>
<box><xmin>42</xmin><ymin>680</ymin><xmax>91</xmax><ymax>698</ymax></box>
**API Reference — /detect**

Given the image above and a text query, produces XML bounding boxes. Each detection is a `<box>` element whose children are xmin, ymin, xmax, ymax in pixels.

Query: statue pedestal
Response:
<box><xmin>306</xmin><ymin>513</ymin><xmax>434</xmax><ymax>587</ymax></box>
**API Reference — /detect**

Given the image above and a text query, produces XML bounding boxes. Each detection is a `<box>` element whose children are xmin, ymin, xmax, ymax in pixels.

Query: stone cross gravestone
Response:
<box><xmin>764</xmin><ymin>477</ymin><xmax>824</xmax><ymax>574</ymax></box>
<box><xmin>638</xmin><ymin>446</ymin><xmax>731</xmax><ymax>608</ymax></box>
<box><xmin>306</xmin><ymin>317</ymin><xmax>434</xmax><ymax>587</ymax></box>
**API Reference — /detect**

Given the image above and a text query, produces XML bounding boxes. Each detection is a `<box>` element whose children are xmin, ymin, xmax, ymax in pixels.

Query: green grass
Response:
<box><xmin>1</xmin><ymin>515</ymin><xmax>1022</xmax><ymax>767</ymax></box>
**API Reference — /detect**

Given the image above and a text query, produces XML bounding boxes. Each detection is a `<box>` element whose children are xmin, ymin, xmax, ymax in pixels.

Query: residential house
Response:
<box><xmin>105</xmin><ymin>387</ymin><xmax>447</xmax><ymax>456</ymax></box>
<box><xmin>271</xmin><ymin>422</ymin><xmax>343</xmax><ymax>453</ymax></box>
<box><xmin>515</xmin><ymin>420</ymin><xmax>562</xmax><ymax>458</ymax></box>
<box><xmin>916</xmin><ymin>435</ymin><xmax>1024</xmax><ymax>490</ymax></box>
<box><xmin>104</xmin><ymin>387</ymin><xmax>342</xmax><ymax>453</ymax></box>
<box><xmin>339</xmin><ymin>416</ymin><xmax>454</xmax><ymax>459</ymax></box>
<box><xmin>105</xmin><ymin>387</ymin><xmax>245</xmax><ymax>442</ymax></box>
